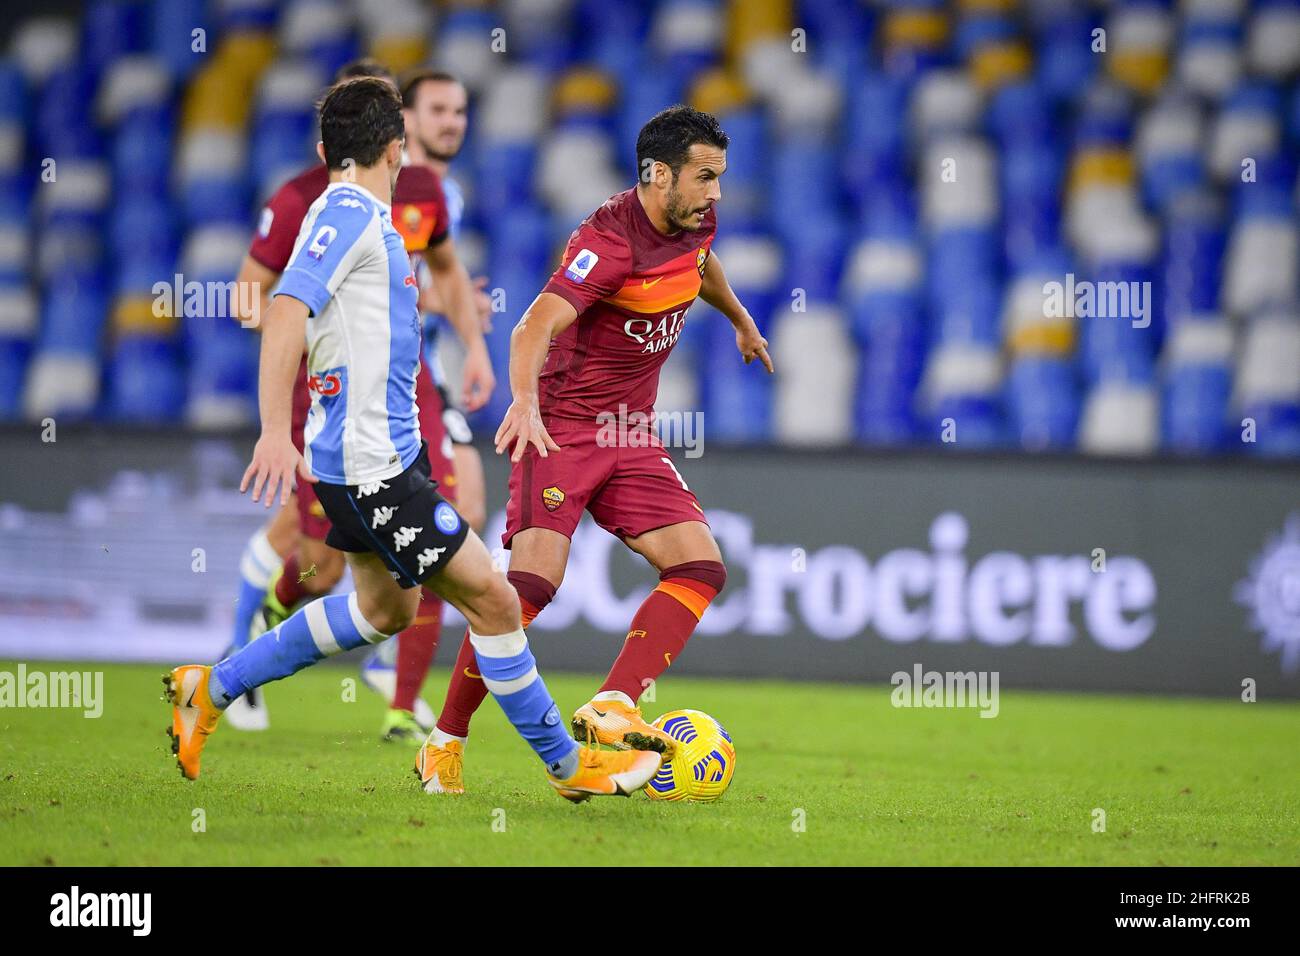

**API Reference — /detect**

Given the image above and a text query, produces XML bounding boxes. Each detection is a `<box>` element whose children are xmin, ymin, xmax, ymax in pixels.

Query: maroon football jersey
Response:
<box><xmin>248</xmin><ymin>162</ymin><xmax>450</xmax><ymax>272</ymax></box>
<box><xmin>539</xmin><ymin>186</ymin><xmax>717</xmax><ymax>425</ymax></box>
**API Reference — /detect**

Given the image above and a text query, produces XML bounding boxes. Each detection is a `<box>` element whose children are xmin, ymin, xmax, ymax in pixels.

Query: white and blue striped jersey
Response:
<box><xmin>276</xmin><ymin>181</ymin><xmax>422</xmax><ymax>486</ymax></box>
<box><xmin>420</xmin><ymin>173</ymin><xmax>464</xmax><ymax>384</ymax></box>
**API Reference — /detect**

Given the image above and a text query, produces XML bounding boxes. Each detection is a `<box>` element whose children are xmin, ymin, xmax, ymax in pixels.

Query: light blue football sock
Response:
<box><xmin>469</xmin><ymin>628</ymin><xmax>580</xmax><ymax>775</ymax></box>
<box><xmin>212</xmin><ymin>593</ymin><xmax>389</xmax><ymax>707</ymax></box>
<box><xmin>228</xmin><ymin>528</ymin><xmax>280</xmax><ymax>654</ymax></box>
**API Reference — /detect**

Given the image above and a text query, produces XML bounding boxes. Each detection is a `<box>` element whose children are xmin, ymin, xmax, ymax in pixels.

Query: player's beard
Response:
<box><xmin>665</xmin><ymin>182</ymin><xmax>707</xmax><ymax>232</ymax></box>
<box><xmin>419</xmin><ymin>134</ymin><xmax>460</xmax><ymax>165</ymax></box>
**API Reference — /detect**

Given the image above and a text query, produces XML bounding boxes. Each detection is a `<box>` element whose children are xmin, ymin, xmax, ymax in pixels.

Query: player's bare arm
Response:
<box><xmin>494</xmin><ymin>291</ymin><xmax>578</xmax><ymax>462</ymax></box>
<box><xmin>699</xmin><ymin>251</ymin><xmax>773</xmax><ymax>373</ymax></box>
<box><xmin>241</xmin><ymin>294</ymin><xmax>316</xmax><ymax>507</ymax></box>
<box><xmin>231</xmin><ymin>254</ymin><xmax>280</xmax><ymax>332</ymax></box>
<box><xmin>422</xmin><ymin>236</ymin><xmax>494</xmax><ymax>411</ymax></box>
<box><xmin>420</xmin><ymin>273</ymin><xmax>493</xmax><ymax>331</ymax></box>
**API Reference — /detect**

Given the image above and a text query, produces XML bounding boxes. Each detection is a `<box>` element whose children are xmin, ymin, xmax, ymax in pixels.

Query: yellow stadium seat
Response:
<box><xmin>688</xmin><ymin>68</ymin><xmax>751</xmax><ymax>117</ymax></box>
<box><xmin>970</xmin><ymin>41</ymin><xmax>1031</xmax><ymax>90</ymax></box>
<box><xmin>181</xmin><ymin>31</ymin><xmax>277</xmax><ymax>134</ymax></box>
<box><xmin>1108</xmin><ymin>50</ymin><xmax>1169</xmax><ymax>96</ymax></box>
<box><xmin>883</xmin><ymin>9</ymin><xmax>950</xmax><ymax>50</ymax></box>
<box><xmin>957</xmin><ymin>0</ymin><xmax>1016</xmax><ymax>12</ymax></box>
<box><xmin>725</xmin><ymin>0</ymin><xmax>793</xmax><ymax>64</ymax></box>
<box><xmin>113</xmin><ymin>295</ymin><xmax>178</xmax><ymax>337</ymax></box>
<box><xmin>1068</xmin><ymin>148</ymin><xmax>1136</xmax><ymax>195</ymax></box>
<box><xmin>552</xmin><ymin>68</ymin><xmax>618</xmax><ymax>115</ymax></box>
<box><xmin>1009</xmin><ymin>321</ymin><xmax>1074</xmax><ymax>357</ymax></box>
<box><xmin>370</xmin><ymin>37</ymin><xmax>427</xmax><ymax>76</ymax></box>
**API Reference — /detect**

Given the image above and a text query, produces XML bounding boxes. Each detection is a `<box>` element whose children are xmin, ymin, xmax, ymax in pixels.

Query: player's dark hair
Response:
<box><xmin>318</xmin><ymin>77</ymin><xmax>405</xmax><ymax>170</ymax></box>
<box><xmin>400</xmin><ymin>68</ymin><xmax>463</xmax><ymax>108</ymax></box>
<box><xmin>635</xmin><ymin>105</ymin><xmax>729</xmax><ymax>182</ymax></box>
<box><xmin>334</xmin><ymin>57</ymin><xmax>395</xmax><ymax>85</ymax></box>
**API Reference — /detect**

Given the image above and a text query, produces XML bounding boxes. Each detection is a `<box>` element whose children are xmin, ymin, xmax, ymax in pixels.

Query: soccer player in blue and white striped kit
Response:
<box><xmin>163</xmin><ymin>77</ymin><xmax>662</xmax><ymax>802</ymax></box>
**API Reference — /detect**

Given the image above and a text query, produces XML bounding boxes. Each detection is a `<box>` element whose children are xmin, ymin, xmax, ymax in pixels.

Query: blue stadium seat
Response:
<box><xmin>149</xmin><ymin>0</ymin><xmax>209</xmax><ymax>79</ymax></box>
<box><xmin>1161</xmin><ymin>192</ymin><xmax>1225</xmax><ymax>328</ymax></box>
<box><xmin>38</xmin><ymin>281</ymin><xmax>109</xmax><ymax>355</ymax></box>
<box><xmin>1242</xmin><ymin>401</ymin><xmax>1300</xmax><ymax>457</ymax></box>
<box><xmin>700</xmin><ymin>311</ymin><xmax>772</xmax><ymax>442</ymax></box>
<box><xmin>1163</xmin><ymin>363</ymin><xmax>1230</xmax><ymax>453</ymax></box>
<box><xmin>1033</xmin><ymin>11</ymin><xmax>1101</xmax><ymax>104</ymax></box>
<box><xmin>108</xmin><ymin>336</ymin><xmax>185</xmax><ymax>422</ymax></box>
<box><xmin>34</xmin><ymin>65</ymin><xmax>103</xmax><ymax>160</ymax></box>
<box><xmin>0</xmin><ymin>336</ymin><xmax>30</xmax><ymax>417</ymax></box>
<box><xmin>0</xmin><ymin>59</ymin><xmax>27</xmax><ymax>125</ymax></box>
<box><xmin>82</xmin><ymin>0</ymin><xmax>148</xmax><ymax>77</ymax></box>
<box><xmin>112</xmin><ymin>106</ymin><xmax>175</xmax><ymax>194</ymax></box>
<box><xmin>1006</xmin><ymin>356</ymin><xmax>1079</xmax><ymax>451</ymax></box>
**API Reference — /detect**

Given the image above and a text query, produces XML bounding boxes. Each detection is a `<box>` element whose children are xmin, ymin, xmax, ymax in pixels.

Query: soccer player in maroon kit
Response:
<box><xmin>225</xmin><ymin>60</ymin><xmax>494</xmax><ymax>740</ymax></box>
<box><xmin>415</xmin><ymin>105</ymin><xmax>772</xmax><ymax>793</ymax></box>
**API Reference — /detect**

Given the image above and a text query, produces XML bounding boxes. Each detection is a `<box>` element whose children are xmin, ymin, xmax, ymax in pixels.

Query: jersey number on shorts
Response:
<box><xmin>661</xmin><ymin>456</ymin><xmax>690</xmax><ymax>491</ymax></box>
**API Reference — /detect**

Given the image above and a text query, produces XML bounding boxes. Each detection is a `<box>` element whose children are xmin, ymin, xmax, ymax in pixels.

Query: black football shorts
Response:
<box><xmin>314</xmin><ymin>442</ymin><xmax>471</xmax><ymax>588</ymax></box>
<box><xmin>435</xmin><ymin>382</ymin><xmax>474</xmax><ymax>445</ymax></box>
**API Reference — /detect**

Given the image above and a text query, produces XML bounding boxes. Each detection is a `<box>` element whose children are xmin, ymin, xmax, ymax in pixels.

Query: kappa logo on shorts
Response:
<box><xmin>371</xmin><ymin>505</ymin><xmax>396</xmax><ymax>529</ymax></box>
<box><xmin>541</xmin><ymin>486</ymin><xmax>565</xmax><ymax>512</ymax></box>
<box><xmin>416</xmin><ymin>547</ymin><xmax>446</xmax><ymax>577</ymax></box>
<box><xmin>356</xmin><ymin>480</ymin><xmax>390</xmax><ymax>498</ymax></box>
<box><xmin>627</xmin><ymin>629</ymin><xmax>647</xmax><ymax>640</ymax></box>
<box><xmin>393</xmin><ymin>526</ymin><xmax>421</xmax><ymax>551</ymax></box>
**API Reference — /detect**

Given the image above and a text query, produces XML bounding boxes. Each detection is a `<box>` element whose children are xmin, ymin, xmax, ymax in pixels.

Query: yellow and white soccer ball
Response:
<box><xmin>644</xmin><ymin>709</ymin><xmax>736</xmax><ymax>802</ymax></box>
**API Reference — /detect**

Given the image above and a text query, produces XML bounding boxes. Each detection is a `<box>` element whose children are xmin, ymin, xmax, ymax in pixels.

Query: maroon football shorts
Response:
<box><xmin>414</xmin><ymin>358</ymin><xmax>457</xmax><ymax>505</ymax></box>
<box><xmin>502</xmin><ymin>417</ymin><xmax>708</xmax><ymax>548</ymax></box>
<box><xmin>290</xmin><ymin>357</ymin><xmax>457</xmax><ymax>543</ymax></box>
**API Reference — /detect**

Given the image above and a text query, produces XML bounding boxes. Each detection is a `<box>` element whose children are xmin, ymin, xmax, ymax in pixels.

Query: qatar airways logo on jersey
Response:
<box><xmin>624</xmin><ymin>308</ymin><xmax>688</xmax><ymax>354</ymax></box>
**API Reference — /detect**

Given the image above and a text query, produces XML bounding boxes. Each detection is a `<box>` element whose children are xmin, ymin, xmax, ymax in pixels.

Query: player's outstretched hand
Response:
<box><xmin>737</xmin><ymin>325</ymin><xmax>774</xmax><ymax>373</ymax></box>
<box><xmin>241</xmin><ymin>434</ymin><xmax>316</xmax><ymax>508</ymax></box>
<box><xmin>461</xmin><ymin>340</ymin><xmax>495</xmax><ymax>413</ymax></box>
<box><xmin>495</xmin><ymin>398</ymin><xmax>561</xmax><ymax>463</ymax></box>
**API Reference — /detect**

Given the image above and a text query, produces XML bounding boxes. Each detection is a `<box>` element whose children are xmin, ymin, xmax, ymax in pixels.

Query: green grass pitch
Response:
<box><xmin>1</xmin><ymin>661</ymin><xmax>1296</xmax><ymax>866</ymax></box>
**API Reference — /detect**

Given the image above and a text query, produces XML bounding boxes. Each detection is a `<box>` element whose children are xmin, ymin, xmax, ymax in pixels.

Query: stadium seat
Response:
<box><xmin>1236</xmin><ymin>311</ymin><xmax>1300</xmax><ymax>457</ymax></box>
<box><xmin>22</xmin><ymin>350</ymin><xmax>101</xmax><ymax>420</ymax></box>
<box><xmin>107</xmin><ymin>335</ymin><xmax>186</xmax><ymax>422</ymax></box>
<box><xmin>1161</xmin><ymin>319</ymin><xmax>1231</xmax><ymax>454</ymax></box>
<box><xmin>1006</xmin><ymin>356</ymin><xmax>1079</xmax><ymax>451</ymax></box>
<box><xmin>771</xmin><ymin>305</ymin><xmax>853</xmax><ymax>446</ymax></box>
<box><xmin>1248</xmin><ymin>0</ymin><xmax>1300</xmax><ymax>78</ymax></box>
<box><xmin>1078</xmin><ymin>380</ymin><xmax>1159</xmax><ymax>456</ymax></box>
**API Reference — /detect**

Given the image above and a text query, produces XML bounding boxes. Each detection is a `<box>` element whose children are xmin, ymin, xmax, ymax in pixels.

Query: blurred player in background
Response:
<box><xmin>401</xmin><ymin>68</ymin><xmax>491</xmax><ymax>531</ymax></box>
<box><xmin>352</xmin><ymin>68</ymin><xmax>496</xmax><ymax>739</ymax></box>
<box><xmin>220</xmin><ymin>60</ymin><xmax>494</xmax><ymax>741</ymax></box>
<box><xmin>414</xmin><ymin>105</ymin><xmax>772</xmax><ymax>793</ymax></box>
<box><xmin>166</xmin><ymin>76</ymin><xmax>661</xmax><ymax>802</ymax></box>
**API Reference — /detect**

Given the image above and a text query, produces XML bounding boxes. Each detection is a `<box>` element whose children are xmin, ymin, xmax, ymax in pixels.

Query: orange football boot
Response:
<box><xmin>414</xmin><ymin>739</ymin><xmax>465</xmax><ymax>794</ymax></box>
<box><xmin>548</xmin><ymin>747</ymin><xmax>663</xmax><ymax>803</ymax></box>
<box><xmin>572</xmin><ymin>698</ymin><xmax>677</xmax><ymax>758</ymax></box>
<box><xmin>162</xmin><ymin>665</ymin><xmax>223</xmax><ymax>780</ymax></box>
